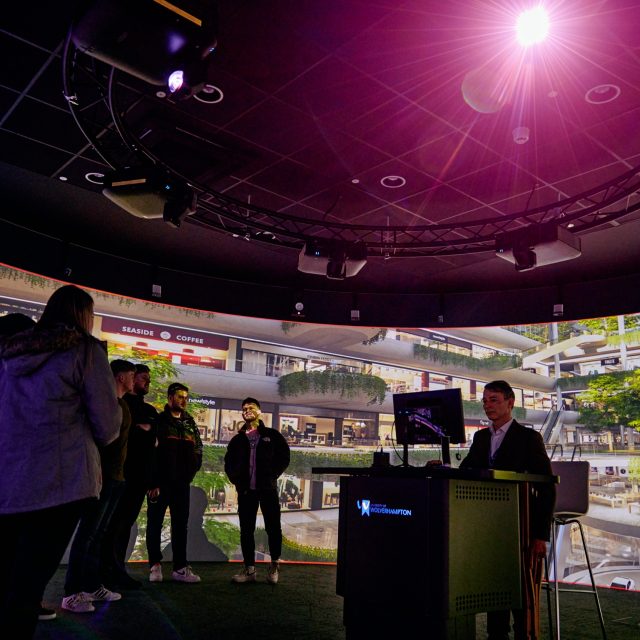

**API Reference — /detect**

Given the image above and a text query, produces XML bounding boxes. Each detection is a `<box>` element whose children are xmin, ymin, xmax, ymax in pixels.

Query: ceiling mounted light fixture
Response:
<box><xmin>512</xmin><ymin>126</ymin><xmax>530</xmax><ymax>144</ymax></box>
<box><xmin>380</xmin><ymin>175</ymin><xmax>406</xmax><ymax>189</ymax></box>
<box><xmin>85</xmin><ymin>172</ymin><xmax>105</xmax><ymax>185</ymax></box>
<box><xmin>193</xmin><ymin>83</ymin><xmax>224</xmax><ymax>104</ymax></box>
<box><xmin>516</xmin><ymin>6</ymin><xmax>549</xmax><ymax>46</ymax></box>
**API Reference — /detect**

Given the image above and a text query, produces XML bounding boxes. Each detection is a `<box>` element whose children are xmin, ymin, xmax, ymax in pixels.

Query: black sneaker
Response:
<box><xmin>38</xmin><ymin>605</ymin><xmax>56</xmax><ymax>621</ymax></box>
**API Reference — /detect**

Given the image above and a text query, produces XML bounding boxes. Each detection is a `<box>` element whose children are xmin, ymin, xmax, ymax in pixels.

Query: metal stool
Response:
<box><xmin>546</xmin><ymin>460</ymin><xmax>607</xmax><ymax>640</ymax></box>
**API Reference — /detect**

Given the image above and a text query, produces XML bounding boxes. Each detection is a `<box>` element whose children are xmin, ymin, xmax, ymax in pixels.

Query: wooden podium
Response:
<box><xmin>311</xmin><ymin>466</ymin><xmax>556</xmax><ymax>640</ymax></box>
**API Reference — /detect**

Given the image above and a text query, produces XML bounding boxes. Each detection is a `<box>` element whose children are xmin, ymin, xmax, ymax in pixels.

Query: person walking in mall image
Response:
<box><xmin>460</xmin><ymin>380</ymin><xmax>556</xmax><ymax>640</ymax></box>
<box><xmin>146</xmin><ymin>382</ymin><xmax>203</xmax><ymax>583</ymax></box>
<box><xmin>224</xmin><ymin>397</ymin><xmax>290</xmax><ymax>584</ymax></box>
<box><xmin>62</xmin><ymin>358</ymin><xmax>135</xmax><ymax>613</ymax></box>
<box><xmin>103</xmin><ymin>364</ymin><xmax>159</xmax><ymax>590</ymax></box>
<box><xmin>0</xmin><ymin>286</ymin><xmax>121</xmax><ymax>638</ymax></box>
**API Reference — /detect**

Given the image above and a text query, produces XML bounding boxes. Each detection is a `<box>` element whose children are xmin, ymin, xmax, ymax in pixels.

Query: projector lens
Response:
<box><xmin>168</xmin><ymin>70</ymin><xmax>184</xmax><ymax>93</ymax></box>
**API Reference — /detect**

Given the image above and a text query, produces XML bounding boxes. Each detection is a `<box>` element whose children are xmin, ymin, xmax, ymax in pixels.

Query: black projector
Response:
<box><xmin>71</xmin><ymin>0</ymin><xmax>217</xmax><ymax>87</ymax></box>
<box><xmin>298</xmin><ymin>240</ymin><xmax>367</xmax><ymax>280</ymax></box>
<box><xmin>495</xmin><ymin>222</ymin><xmax>581</xmax><ymax>272</ymax></box>
<box><xmin>103</xmin><ymin>167</ymin><xmax>197</xmax><ymax>226</ymax></box>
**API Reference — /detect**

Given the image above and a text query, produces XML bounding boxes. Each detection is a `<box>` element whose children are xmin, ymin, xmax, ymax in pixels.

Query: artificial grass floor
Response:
<box><xmin>34</xmin><ymin>562</ymin><xmax>639</xmax><ymax>639</ymax></box>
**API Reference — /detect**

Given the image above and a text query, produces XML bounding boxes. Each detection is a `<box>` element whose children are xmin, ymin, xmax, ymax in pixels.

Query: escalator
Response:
<box><xmin>540</xmin><ymin>410</ymin><xmax>565</xmax><ymax>445</ymax></box>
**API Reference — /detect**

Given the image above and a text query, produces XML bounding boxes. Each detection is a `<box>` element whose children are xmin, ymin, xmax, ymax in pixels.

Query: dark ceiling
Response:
<box><xmin>1</xmin><ymin>0</ymin><xmax>640</xmax><ymax>327</ymax></box>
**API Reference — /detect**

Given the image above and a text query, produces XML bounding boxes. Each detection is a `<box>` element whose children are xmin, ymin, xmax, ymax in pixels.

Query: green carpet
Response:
<box><xmin>35</xmin><ymin>563</ymin><xmax>639</xmax><ymax>639</ymax></box>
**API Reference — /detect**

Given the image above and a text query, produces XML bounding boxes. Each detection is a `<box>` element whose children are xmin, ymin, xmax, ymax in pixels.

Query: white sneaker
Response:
<box><xmin>172</xmin><ymin>565</ymin><xmax>201</xmax><ymax>583</ymax></box>
<box><xmin>231</xmin><ymin>566</ymin><xmax>257</xmax><ymax>583</ymax></box>
<box><xmin>61</xmin><ymin>593</ymin><xmax>95</xmax><ymax>613</ymax></box>
<box><xmin>85</xmin><ymin>585</ymin><xmax>122</xmax><ymax>601</ymax></box>
<box><xmin>149</xmin><ymin>563</ymin><xmax>163</xmax><ymax>582</ymax></box>
<box><xmin>267</xmin><ymin>562</ymin><xmax>279</xmax><ymax>585</ymax></box>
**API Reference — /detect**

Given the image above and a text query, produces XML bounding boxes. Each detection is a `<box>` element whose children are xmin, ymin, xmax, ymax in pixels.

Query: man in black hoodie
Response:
<box><xmin>224</xmin><ymin>397</ymin><xmax>290</xmax><ymax>584</ymax></box>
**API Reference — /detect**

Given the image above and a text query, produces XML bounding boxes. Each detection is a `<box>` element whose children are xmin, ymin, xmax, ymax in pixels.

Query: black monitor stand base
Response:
<box><xmin>402</xmin><ymin>436</ymin><xmax>450</xmax><ymax>467</ymax></box>
<box><xmin>441</xmin><ymin>436</ymin><xmax>451</xmax><ymax>466</ymax></box>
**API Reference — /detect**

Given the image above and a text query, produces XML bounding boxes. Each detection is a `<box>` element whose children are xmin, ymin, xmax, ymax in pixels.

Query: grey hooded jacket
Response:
<box><xmin>0</xmin><ymin>324</ymin><xmax>121</xmax><ymax>514</ymax></box>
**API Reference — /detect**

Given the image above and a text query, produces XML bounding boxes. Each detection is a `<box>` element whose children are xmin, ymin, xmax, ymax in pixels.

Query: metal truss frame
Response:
<box><xmin>63</xmin><ymin>37</ymin><xmax>640</xmax><ymax>258</ymax></box>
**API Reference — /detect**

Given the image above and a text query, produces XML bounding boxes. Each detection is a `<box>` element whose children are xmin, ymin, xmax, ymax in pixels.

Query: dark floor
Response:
<box><xmin>35</xmin><ymin>563</ymin><xmax>639</xmax><ymax>640</ymax></box>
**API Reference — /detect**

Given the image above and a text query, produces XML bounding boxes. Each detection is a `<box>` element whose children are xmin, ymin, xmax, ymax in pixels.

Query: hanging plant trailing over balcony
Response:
<box><xmin>281</xmin><ymin>321</ymin><xmax>300</xmax><ymax>334</ymax></box>
<box><xmin>362</xmin><ymin>328</ymin><xmax>388</xmax><ymax>345</ymax></box>
<box><xmin>278</xmin><ymin>370</ymin><xmax>387</xmax><ymax>404</ymax></box>
<box><xmin>413</xmin><ymin>344</ymin><xmax>522</xmax><ymax>370</ymax></box>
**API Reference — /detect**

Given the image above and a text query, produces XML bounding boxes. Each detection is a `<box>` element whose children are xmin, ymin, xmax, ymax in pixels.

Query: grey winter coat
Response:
<box><xmin>0</xmin><ymin>324</ymin><xmax>121</xmax><ymax>514</ymax></box>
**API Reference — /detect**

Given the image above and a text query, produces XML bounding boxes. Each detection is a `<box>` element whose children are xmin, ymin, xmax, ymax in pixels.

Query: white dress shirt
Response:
<box><xmin>489</xmin><ymin>418</ymin><xmax>513</xmax><ymax>465</ymax></box>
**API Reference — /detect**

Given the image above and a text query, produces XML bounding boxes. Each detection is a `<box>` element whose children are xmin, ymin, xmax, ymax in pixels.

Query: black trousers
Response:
<box><xmin>146</xmin><ymin>482</ymin><xmax>190</xmax><ymax>571</ymax></box>
<box><xmin>0</xmin><ymin>499</ymin><xmax>91</xmax><ymax>640</ymax></box>
<box><xmin>102</xmin><ymin>480</ymin><xmax>148</xmax><ymax>577</ymax></box>
<box><xmin>237</xmin><ymin>487</ymin><xmax>282</xmax><ymax>566</ymax></box>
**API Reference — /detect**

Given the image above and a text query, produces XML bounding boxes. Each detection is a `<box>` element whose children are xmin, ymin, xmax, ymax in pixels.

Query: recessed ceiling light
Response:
<box><xmin>85</xmin><ymin>172</ymin><xmax>105</xmax><ymax>185</ymax></box>
<box><xmin>156</xmin><ymin>90</ymin><xmax>167</xmax><ymax>98</ymax></box>
<box><xmin>194</xmin><ymin>84</ymin><xmax>224</xmax><ymax>105</ymax></box>
<box><xmin>380</xmin><ymin>175</ymin><xmax>406</xmax><ymax>189</ymax></box>
<box><xmin>351</xmin><ymin>178</ymin><xmax>360</xmax><ymax>184</ymax></box>
<box><xmin>585</xmin><ymin>84</ymin><xmax>620</xmax><ymax>105</ymax></box>
<box><xmin>58</xmin><ymin>176</ymin><xmax>68</xmax><ymax>181</ymax></box>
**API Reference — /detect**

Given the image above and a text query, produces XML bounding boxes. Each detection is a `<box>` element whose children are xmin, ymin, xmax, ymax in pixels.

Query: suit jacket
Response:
<box><xmin>460</xmin><ymin>420</ymin><xmax>556</xmax><ymax>541</ymax></box>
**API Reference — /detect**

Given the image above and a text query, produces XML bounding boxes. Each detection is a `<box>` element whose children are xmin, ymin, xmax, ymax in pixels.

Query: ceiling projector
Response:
<box><xmin>495</xmin><ymin>222</ymin><xmax>581</xmax><ymax>272</ymax></box>
<box><xmin>102</xmin><ymin>167</ymin><xmax>197</xmax><ymax>227</ymax></box>
<box><xmin>298</xmin><ymin>240</ymin><xmax>367</xmax><ymax>280</ymax></box>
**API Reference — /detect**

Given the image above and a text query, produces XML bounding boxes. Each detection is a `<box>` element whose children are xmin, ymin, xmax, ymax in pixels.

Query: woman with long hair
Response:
<box><xmin>0</xmin><ymin>284</ymin><xmax>120</xmax><ymax>638</ymax></box>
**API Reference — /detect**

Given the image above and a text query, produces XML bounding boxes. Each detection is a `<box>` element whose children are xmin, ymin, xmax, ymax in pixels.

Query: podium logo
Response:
<box><xmin>356</xmin><ymin>498</ymin><xmax>412</xmax><ymax>518</ymax></box>
<box><xmin>356</xmin><ymin>499</ymin><xmax>371</xmax><ymax>516</ymax></box>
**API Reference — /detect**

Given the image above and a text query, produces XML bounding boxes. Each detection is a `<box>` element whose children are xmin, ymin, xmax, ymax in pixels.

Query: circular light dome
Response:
<box><xmin>380</xmin><ymin>175</ymin><xmax>406</xmax><ymax>189</ymax></box>
<box><xmin>194</xmin><ymin>84</ymin><xmax>224</xmax><ymax>105</ymax></box>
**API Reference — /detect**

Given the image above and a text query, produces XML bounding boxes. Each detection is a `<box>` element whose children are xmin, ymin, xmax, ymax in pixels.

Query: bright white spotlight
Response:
<box><xmin>516</xmin><ymin>6</ymin><xmax>549</xmax><ymax>46</ymax></box>
<box><xmin>167</xmin><ymin>70</ymin><xmax>185</xmax><ymax>93</ymax></box>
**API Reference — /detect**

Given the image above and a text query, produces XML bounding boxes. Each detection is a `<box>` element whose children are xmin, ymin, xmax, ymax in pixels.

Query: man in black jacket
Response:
<box><xmin>103</xmin><ymin>364</ymin><xmax>158</xmax><ymax>589</ymax></box>
<box><xmin>225</xmin><ymin>397</ymin><xmax>290</xmax><ymax>584</ymax></box>
<box><xmin>460</xmin><ymin>380</ymin><xmax>555</xmax><ymax>640</ymax></box>
<box><xmin>146</xmin><ymin>382</ymin><xmax>203</xmax><ymax>584</ymax></box>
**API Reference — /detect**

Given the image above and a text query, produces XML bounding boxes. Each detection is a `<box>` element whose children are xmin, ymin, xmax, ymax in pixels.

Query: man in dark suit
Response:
<box><xmin>460</xmin><ymin>380</ymin><xmax>555</xmax><ymax>640</ymax></box>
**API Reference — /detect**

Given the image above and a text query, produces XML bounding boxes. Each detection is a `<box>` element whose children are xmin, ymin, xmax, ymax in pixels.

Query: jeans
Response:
<box><xmin>146</xmin><ymin>482</ymin><xmax>190</xmax><ymax>571</ymax></box>
<box><xmin>64</xmin><ymin>479</ymin><xmax>125</xmax><ymax>595</ymax></box>
<box><xmin>237</xmin><ymin>487</ymin><xmax>282</xmax><ymax>566</ymax></box>
<box><xmin>0</xmin><ymin>499</ymin><xmax>90</xmax><ymax>640</ymax></box>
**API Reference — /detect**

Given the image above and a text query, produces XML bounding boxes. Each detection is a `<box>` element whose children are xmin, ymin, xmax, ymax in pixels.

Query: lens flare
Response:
<box><xmin>516</xmin><ymin>6</ymin><xmax>549</xmax><ymax>46</ymax></box>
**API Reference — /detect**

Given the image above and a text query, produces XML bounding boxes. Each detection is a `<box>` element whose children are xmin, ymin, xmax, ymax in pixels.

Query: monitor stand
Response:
<box><xmin>441</xmin><ymin>436</ymin><xmax>451</xmax><ymax>466</ymax></box>
<box><xmin>401</xmin><ymin>437</ymin><xmax>451</xmax><ymax>467</ymax></box>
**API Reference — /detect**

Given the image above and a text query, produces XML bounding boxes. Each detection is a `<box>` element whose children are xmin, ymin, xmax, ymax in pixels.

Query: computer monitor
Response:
<box><xmin>393</xmin><ymin>388</ymin><xmax>466</xmax><ymax>456</ymax></box>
